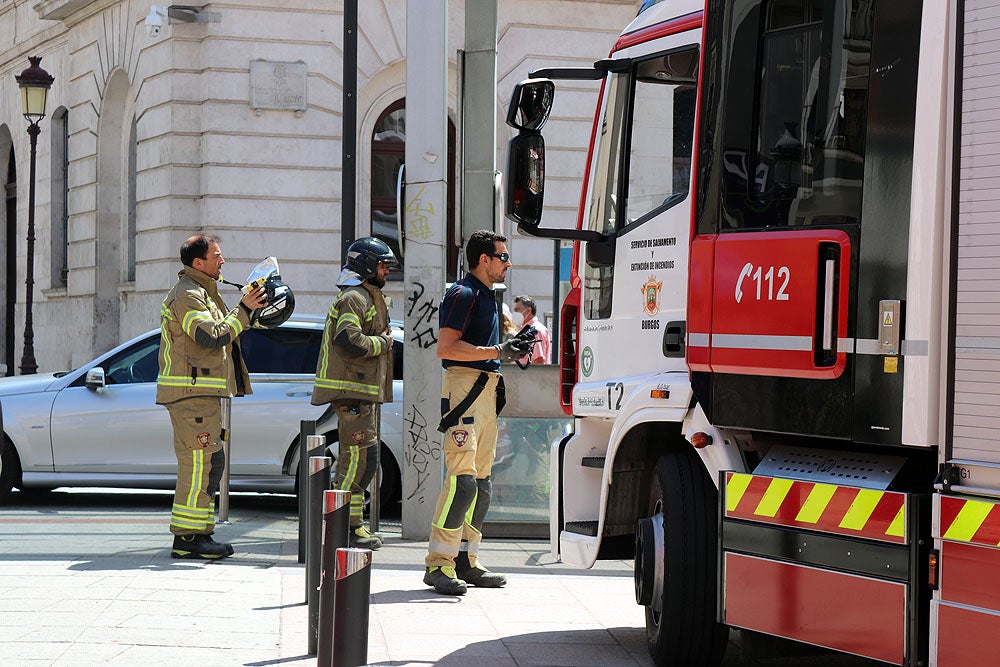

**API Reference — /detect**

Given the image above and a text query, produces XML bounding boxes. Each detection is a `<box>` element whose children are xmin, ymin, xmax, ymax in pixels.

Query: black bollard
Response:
<box><xmin>369</xmin><ymin>403</ymin><xmax>382</xmax><ymax>534</ymax></box>
<box><xmin>317</xmin><ymin>489</ymin><xmax>351</xmax><ymax>667</ymax></box>
<box><xmin>307</xmin><ymin>454</ymin><xmax>332</xmax><ymax>655</ymax></box>
<box><xmin>297</xmin><ymin>420</ymin><xmax>316</xmax><ymax>563</ymax></box>
<box><xmin>332</xmin><ymin>547</ymin><xmax>373</xmax><ymax>667</ymax></box>
<box><xmin>303</xmin><ymin>434</ymin><xmax>328</xmax><ymax>596</ymax></box>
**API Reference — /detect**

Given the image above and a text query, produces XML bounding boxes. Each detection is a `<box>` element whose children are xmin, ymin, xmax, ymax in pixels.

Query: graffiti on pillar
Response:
<box><xmin>404</xmin><ymin>389</ymin><xmax>439</xmax><ymax>504</ymax></box>
<box><xmin>405</xmin><ymin>186</ymin><xmax>435</xmax><ymax>241</ymax></box>
<box><xmin>406</xmin><ymin>281</ymin><xmax>439</xmax><ymax>349</ymax></box>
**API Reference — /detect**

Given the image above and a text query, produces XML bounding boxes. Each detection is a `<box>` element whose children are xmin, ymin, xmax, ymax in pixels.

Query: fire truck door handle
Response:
<box><xmin>822</xmin><ymin>258</ymin><xmax>835</xmax><ymax>352</ymax></box>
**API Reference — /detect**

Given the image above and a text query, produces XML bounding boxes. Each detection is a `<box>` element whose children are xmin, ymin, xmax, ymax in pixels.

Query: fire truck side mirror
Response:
<box><xmin>505</xmin><ymin>133</ymin><xmax>546</xmax><ymax>229</ymax></box>
<box><xmin>586</xmin><ymin>236</ymin><xmax>615</xmax><ymax>268</ymax></box>
<box><xmin>506</xmin><ymin>79</ymin><xmax>555</xmax><ymax>131</ymax></box>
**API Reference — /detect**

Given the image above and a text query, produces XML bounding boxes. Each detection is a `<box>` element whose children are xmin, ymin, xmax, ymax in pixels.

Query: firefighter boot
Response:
<box><xmin>206</xmin><ymin>534</ymin><xmax>235</xmax><ymax>556</ymax></box>
<box><xmin>423</xmin><ymin>566</ymin><xmax>468</xmax><ymax>595</ymax></box>
<box><xmin>171</xmin><ymin>534</ymin><xmax>230</xmax><ymax>560</ymax></box>
<box><xmin>455</xmin><ymin>551</ymin><xmax>507</xmax><ymax>588</ymax></box>
<box><xmin>349</xmin><ymin>525</ymin><xmax>383</xmax><ymax>550</ymax></box>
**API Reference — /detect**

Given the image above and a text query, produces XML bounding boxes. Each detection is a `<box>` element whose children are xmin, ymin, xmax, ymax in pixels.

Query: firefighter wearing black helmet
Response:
<box><xmin>312</xmin><ymin>236</ymin><xmax>397</xmax><ymax>549</ymax></box>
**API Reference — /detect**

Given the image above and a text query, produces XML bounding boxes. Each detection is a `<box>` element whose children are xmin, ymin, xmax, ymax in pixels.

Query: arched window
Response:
<box><xmin>370</xmin><ymin>101</ymin><xmax>457</xmax><ymax>281</ymax></box>
<box><xmin>50</xmin><ymin>107</ymin><xmax>69</xmax><ymax>288</ymax></box>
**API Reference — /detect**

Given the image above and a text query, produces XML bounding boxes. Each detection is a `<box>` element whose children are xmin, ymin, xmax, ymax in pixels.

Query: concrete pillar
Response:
<box><xmin>462</xmin><ymin>0</ymin><xmax>499</xmax><ymax>237</ymax></box>
<box><xmin>402</xmin><ymin>0</ymin><xmax>448</xmax><ymax>538</ymax></box>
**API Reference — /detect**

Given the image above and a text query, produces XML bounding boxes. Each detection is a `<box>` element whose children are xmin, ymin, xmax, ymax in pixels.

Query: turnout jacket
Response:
<box><xmin>156</xmin><ymin>266</ymin><xmax>253</xmax><ymax>405</ymax></box>
<box><xmin>312</xmin><ymin>282</ymin><xmax>393</xmax><ymax>406</ymax></box>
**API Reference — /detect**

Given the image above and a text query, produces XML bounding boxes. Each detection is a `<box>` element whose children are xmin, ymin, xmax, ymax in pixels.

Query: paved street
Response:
<box><xmin>0</xmin><ymin>490</ymin><xmax>880</xmax><ymax>666</ymax></box>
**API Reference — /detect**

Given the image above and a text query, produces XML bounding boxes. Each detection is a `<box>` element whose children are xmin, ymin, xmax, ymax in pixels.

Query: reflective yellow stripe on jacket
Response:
<box><xmin>314</xmin><ymin>377</ymin><xmax>380</xmax><ymax>395</ymax></box>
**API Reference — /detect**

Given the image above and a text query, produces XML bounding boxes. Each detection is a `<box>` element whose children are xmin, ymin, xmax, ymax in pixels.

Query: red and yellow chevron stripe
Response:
<box><xmin>725</xmin><ymin>472</ymin><xmax>907</xmax><ymax>544</ymax></box>
<box><xmin>940</xmin><ymin>495</ymin><xmax>1000</xmax><ymax>548</ymax></box>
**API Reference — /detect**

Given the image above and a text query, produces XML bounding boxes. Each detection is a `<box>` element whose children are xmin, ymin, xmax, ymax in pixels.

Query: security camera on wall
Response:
<box><xmin>145</xmin><ymin>5</ymin><xmax>167</xmax><ymax>36</ymax></box>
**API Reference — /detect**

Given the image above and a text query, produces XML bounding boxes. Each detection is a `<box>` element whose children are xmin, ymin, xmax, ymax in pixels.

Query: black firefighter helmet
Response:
<box><xmin>345</xmin><ymin>237</ymin><xmax>399</xmax><ymax>280</ymax></box>
<box><xmin>251</xmin><ymin>274</ymin><xmax>295</xmax><ymax>329</ymax></box>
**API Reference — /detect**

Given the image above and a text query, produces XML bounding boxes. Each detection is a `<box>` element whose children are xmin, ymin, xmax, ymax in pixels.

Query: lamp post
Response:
<box><xmin>15</xmin><ymin>56</ymin><xmax>53</xmax><ymax>375</ymax></box>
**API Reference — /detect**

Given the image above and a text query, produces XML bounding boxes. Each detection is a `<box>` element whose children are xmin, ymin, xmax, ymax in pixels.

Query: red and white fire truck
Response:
<box><xmin>505</xmin><ymin>0</ymin><xmax>998</xmax><ymax>665</ymax></box>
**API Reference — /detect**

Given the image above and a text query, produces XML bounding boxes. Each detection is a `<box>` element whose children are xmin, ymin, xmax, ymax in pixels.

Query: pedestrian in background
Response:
<box><xmin>513</xmin><ymin>295</ymin><xmax>551</xmax><ymax>364</ymax></box>
<box><xmin>501</xmin><ymin>302</ymin><xmax>518</xmax><ymax>341</ymax></box>
<box><xmin>423</xmin><ymin>230</ymin><xmax>532</xmax><ymax>595</ymax></box>
<box><xmin>157</xmin><ymin>234</ymin><xmax>266</xmax><ymax>560</ymax></box>
<box><xmin>312</xmin><ymin>237</ymin><xmax>397</xmax><ymax>550</ymax></box>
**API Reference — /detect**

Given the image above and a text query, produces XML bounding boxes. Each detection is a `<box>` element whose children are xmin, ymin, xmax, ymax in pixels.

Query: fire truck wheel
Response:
<box><xmin>641</xmin><ymin>449</ymin><xmax>728</xmax><ymax>666</ymax></box>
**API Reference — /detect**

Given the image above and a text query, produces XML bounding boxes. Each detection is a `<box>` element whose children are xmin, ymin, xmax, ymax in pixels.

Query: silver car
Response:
<box><xmin>0</xmin><ymin>315</ymin><xmax>403</xmax><ymax>504</ymax></box>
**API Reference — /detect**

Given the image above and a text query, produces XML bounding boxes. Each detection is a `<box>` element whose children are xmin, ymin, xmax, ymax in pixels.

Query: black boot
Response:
<box><xmin>455</xmin><ymin>550</ymin><xmax>506</xmax><ymax>588</ymax></box>
<box><xmin>171</xmin><ymin>534</ymin><xmax>230</xmax><ymax>560</ymax></box>
<box><xmin>205</xmin><ymin>534</ymin><xmax>235</xmax><ymax>556</ymax></box>
<box><xmin>423</xmin><ymin>566</ymin><xmax>467</xmax><ymax>595</ymax></box>
<box><xmin>349</xmin><ymin>525</ymin><xmax>382</xmax><ymax>550</ymax></box>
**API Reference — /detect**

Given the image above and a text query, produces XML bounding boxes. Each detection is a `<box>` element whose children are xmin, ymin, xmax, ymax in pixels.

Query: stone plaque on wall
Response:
<box><xmin>250</xmin><ymin>60</ymin><xmax>307</xmax><ymax>113</ymax></box>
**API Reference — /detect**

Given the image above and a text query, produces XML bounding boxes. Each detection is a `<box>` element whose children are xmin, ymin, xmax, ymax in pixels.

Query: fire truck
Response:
<box><xmin>504</xmin><ymin>0</ymin><xmax>998</xmax><ymax>665</ymax></box>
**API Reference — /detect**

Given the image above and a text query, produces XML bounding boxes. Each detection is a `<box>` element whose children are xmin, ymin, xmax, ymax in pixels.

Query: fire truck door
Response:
<box><xmin>691</xmin><ymin>0</ymin><xmax>920</xmax><ymax>443</ymax></box>
<box><xmin>578</xmin><ymin>43</ymin><xmax>699</xmax><ymax>384</ymax></box>
<box><xmin>707</xmin><ymin>228</ymin><xmax>854</xmax><ymax>438</ymax></box>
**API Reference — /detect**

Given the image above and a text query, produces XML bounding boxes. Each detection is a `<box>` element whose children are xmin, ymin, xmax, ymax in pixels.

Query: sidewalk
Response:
<box><xmin>0</xmin><ymin>491</ymin><xmax>655</xmax><ymax>666</ymax></box>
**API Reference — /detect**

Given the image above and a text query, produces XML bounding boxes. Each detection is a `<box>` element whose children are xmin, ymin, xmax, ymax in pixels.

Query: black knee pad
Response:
<box><xmin>206</xmin><ymin>448</ymin><xmax>226</xmax><ymax>496</ymax></box>
<box><xmin>357</xmin><ymin>445</ymin><xmax>379</xmax><ymax>490</ymax></box>
<box><xmin>441</xmin><ymin>474</ymin><xmax>477</xmax><ymax>530</ymax></box>
<box><xmin>470</xmin><ymin>476</ymin><xmax>492</xmax><ymax>528</ymax></box>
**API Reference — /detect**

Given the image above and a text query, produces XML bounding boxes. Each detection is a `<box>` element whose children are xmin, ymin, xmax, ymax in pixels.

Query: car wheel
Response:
<box><xmin>378</xmin><ymin>443</ymin><xmax>401</xmax><ymax>506</ymax></box>
<box><xmin>636</xmin><ymin>450</ymin><xmax>728</xmax><ymax>666</ymax></box>
<box><xmin>0</xmin><ymin>437</ymin><xmax>20</xmax><ymax>504</ymax></box>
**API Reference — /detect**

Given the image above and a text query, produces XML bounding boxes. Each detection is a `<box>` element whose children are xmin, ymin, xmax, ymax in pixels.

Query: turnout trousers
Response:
<box><xmin>425</xmin><ymin>366</ymin><xmax>501</xmax><ymax>569</ymax></box>
<box><xmin>333</xmin><ymin>402</ymin><xmax>380</xmax><ymax>527</ymax></box>
<box><xmin>166</xmin><ymin>396</ymin><xmax>224</xmax><ymax>535</ymax></box>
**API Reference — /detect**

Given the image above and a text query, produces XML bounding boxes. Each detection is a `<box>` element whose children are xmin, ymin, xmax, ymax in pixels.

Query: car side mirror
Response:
<box><xmin>85</xmin><ymin>367</ymin><xmax>106</xmax><ymax>389</ymax></box>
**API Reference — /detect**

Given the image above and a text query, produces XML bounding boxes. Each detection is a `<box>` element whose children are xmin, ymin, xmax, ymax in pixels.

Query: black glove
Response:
<box><xmin>495</xmin><ymin>338</ymin><xmax>532</xmax><ymax>363</ymax></box>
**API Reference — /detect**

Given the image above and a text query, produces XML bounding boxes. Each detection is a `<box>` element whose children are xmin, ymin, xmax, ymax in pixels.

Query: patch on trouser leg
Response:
<box><xmin>442</xmin><ymin>421</ymin><xmax>479</xmax><ymax>479</ymax></box>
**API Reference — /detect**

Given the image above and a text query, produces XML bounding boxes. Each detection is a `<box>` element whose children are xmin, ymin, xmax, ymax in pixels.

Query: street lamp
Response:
<box><xmin>15</xmin><ymin>56</ymin><xmax>54</xmax><ymax>375</ymax></box>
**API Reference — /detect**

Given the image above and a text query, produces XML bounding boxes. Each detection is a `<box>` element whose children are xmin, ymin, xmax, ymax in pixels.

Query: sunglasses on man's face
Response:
<box><xmin>488</xmin><ymin>252</ymin><xmax>510</xmax><ymax>263</ymax></box>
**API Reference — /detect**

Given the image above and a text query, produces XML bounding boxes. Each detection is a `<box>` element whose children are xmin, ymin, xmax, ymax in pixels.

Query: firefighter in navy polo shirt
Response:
<box><xmin>422</xmin><ymin>230</ymin><xmax>533</xmax><ymax>595</ymax></box>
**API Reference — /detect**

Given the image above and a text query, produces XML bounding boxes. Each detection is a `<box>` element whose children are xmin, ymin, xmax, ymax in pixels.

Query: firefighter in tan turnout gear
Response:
<box><xmin>312</xmin><ymin>237</ymin><xmax>397</xmax><ymax>550</ymax></box>
<box><xmin>423</xmin><ymin>230</ymin><xmax>533</xmax><ymax>595</ymax></box>
<box><xmin>157</xmin><ymin>234</ymin><xmax>266</xmax><ymax>560</ymax></box>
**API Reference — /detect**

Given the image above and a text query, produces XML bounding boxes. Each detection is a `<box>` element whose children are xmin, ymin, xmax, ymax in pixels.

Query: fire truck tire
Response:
<box><xmin>643</xmin><ymin>449</ymin><xmax>728</xmax><ymax>666</ymax></box>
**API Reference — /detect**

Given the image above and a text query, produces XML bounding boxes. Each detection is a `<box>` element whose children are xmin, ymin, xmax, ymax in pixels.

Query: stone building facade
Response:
<box><xmin>0</xmin><ymin>0</ymin><xmax>638</xmax><ymax>374</ymax></box>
